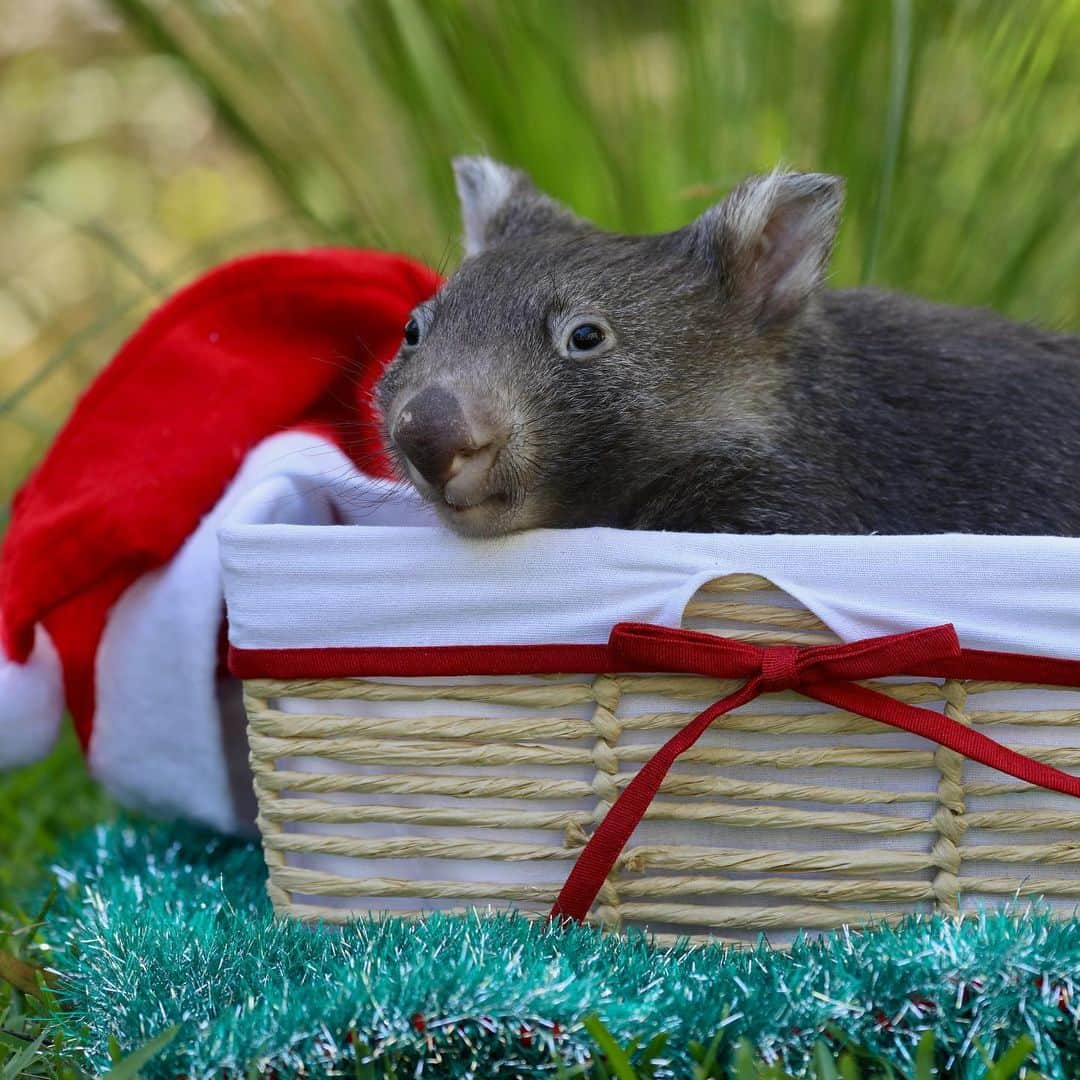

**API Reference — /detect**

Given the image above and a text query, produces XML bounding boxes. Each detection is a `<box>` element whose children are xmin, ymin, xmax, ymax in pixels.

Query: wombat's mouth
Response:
<box><xmin>435</xmin><ymin>487</ymin><xmax>523</xmax><ymax>538</ymax></box>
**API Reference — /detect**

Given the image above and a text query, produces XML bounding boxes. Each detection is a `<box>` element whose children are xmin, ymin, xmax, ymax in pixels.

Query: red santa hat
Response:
<box><xmin>0</xmin><ymin>247</ymin><xmax>440</xmax><ymax>828</ymax></box>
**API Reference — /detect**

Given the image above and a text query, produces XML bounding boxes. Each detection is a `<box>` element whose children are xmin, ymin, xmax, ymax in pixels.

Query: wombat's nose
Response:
<box><xmin>392</xmin><ymin>386</ymin><xmax>491</xmax><ymax>488</ymax></box>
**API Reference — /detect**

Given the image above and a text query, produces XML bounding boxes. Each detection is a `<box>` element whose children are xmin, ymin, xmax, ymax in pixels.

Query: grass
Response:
<box><xmin>0</xmin><ymin>731</ymin><xmax>113</xmax><ymax>922</ymax></box>
<box><xmin>1</xmin><ymin>0</ymin><xmax>1078</xmax><ymax>1074</ymax></box>
<box><xmin>0</xmin><ymin>732</ymin><xmax>114</xmax><ymax>1078</ymax></box>
<box><xmin>102</xmin><ymin>0</ymin><xmax>1080</xmax><ymax>328</ymax></box>
<box><xmin>3</xmin><ymin>1</ymin><xmax>1077</xmax><ymax>496</ymax></box>
<box><xmin>4</xmin><ymin>2</ymin><xmax>1076</xmax><ymax>499</ymax></box>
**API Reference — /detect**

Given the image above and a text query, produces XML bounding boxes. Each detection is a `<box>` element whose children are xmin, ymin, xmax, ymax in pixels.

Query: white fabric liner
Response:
<box><xmin>221</xmin><ymin>472</ymin><xmax>1080</xmax><ymax>656</ymax></box>
<box><xmin>219</xmin><ymin>466</ymin><xmax>1080</xmax><ymax>940</ymax></box>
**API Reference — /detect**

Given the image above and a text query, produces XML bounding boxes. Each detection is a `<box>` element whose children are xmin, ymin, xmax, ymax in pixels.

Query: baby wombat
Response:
<box><xmin>375</xmin><ymin>157</ymin><xmax>1080</xmax><ymax>537</ymax></box>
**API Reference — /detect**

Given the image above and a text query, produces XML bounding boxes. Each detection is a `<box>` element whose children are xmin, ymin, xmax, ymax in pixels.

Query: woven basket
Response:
<box><xmin>243</xmin><ymin>573</ymin><xmax>1080</xmax><ymax>945</ymax></box>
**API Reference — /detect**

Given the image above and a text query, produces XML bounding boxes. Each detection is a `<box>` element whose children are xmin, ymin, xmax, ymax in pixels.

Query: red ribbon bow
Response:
<box><xmin>550</xmin><ymin>622</ymin><xmax>1080</xmax><ymax>924</ymax></box>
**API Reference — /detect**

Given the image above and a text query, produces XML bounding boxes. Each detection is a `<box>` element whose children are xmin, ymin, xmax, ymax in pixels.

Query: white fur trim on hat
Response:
<box><xmin>0</xmin><ymin>625</ymin><xmax>64</xmax><ymax>769</ymax></box>
<box><xmin>87</xmin><ymin>430</ymin><xmax>355</xmax><ymax>833</ymax></box>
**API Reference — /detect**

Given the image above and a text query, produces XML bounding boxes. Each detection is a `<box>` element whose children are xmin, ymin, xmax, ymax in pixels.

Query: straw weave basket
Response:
<box><xmin>244</xmin><ymin>574</ymin><xmax>1080</xmax><ymax>945</ymax></box>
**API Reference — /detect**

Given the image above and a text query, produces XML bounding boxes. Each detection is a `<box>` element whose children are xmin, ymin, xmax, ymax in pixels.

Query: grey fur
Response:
<box><xmin>375</xmin><ymin>156</ymin><xmax>1080</xmax><ymax>537</ymax></box>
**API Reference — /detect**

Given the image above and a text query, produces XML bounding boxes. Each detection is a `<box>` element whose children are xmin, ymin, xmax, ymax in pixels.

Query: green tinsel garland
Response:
<box><xmin>30</xmin><ymin>820</ymin><xmax>1080</xmax><ymax>1078</ymax></box>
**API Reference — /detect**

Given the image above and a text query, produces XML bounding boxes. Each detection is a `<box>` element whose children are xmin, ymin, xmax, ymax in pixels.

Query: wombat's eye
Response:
<box><xmin>403</xmin><ymin>317</ymin><xmax>421</xmax><ymax>347</ymax></box>
<box><xmin>568</xmin><ymin>323</ymin><xmax>605</xmax><ymax>353</ymax></box>
<box><xmin>556</xmin><ymin>315</ymin><xmax>613</xmax><ymax>359</ymax></box>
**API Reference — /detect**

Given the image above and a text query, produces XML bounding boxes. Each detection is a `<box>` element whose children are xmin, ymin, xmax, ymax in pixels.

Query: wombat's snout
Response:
<box><xmin>391</xmin><ymin>386</ymin><xmax>501</xmax><ymax>502</ymax></box>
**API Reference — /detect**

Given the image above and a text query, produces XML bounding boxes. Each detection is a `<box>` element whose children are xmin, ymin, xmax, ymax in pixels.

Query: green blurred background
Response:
<box><xmin>2</xmin><ymin>0</ymin><xmax>1079</xmax><ymax>519</ymax></box>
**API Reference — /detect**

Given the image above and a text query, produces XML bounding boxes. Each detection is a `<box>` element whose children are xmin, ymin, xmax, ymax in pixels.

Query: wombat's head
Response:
<box><xmin>375</xmin><ymin>157</ymin><xmax>843</xmax><ymax>536</ymax></box>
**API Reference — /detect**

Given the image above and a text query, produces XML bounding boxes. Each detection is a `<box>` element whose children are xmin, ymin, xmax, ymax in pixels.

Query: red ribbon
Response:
<box><xmin>550</xmin><ymin>622</ymin><xmax>1080</xmax><ymax>925</ymax></box>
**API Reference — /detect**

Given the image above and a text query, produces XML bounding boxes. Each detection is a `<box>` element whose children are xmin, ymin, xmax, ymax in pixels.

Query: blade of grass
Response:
<box><xmin>0</xmin><ymin>1027</ymin><xmax>47</xmax><ymax>1080</ymax></box>
<box><xmin>980</xmin><ymin>1035</ymin><xmax>1037</xmax><ymax>1080</ymax></box>
<box><xmin>861</xmin><ymin>0</ymin><xmax>913</xmax><ymax>283</ymax></box>
<box><xmin>582</xmin><ymin>1015</ymin><xmax>637</xmax><ymax>1080</ymax></box>
<box><xmin>99</xmin><ymin>1026</ymin><xmax>179</xmax><ymax>1080</ymax></box>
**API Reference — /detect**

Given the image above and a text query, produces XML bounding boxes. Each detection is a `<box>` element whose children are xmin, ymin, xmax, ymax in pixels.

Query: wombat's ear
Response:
<box><xmin>686</xmin><ymin>171</ymin><xmax>844</xmax><ymax>325</ymax></box>
<box><xmin>453</xmin><ymin>156</ymin><xmax>577</xmax><ymax>256</ymax></box>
